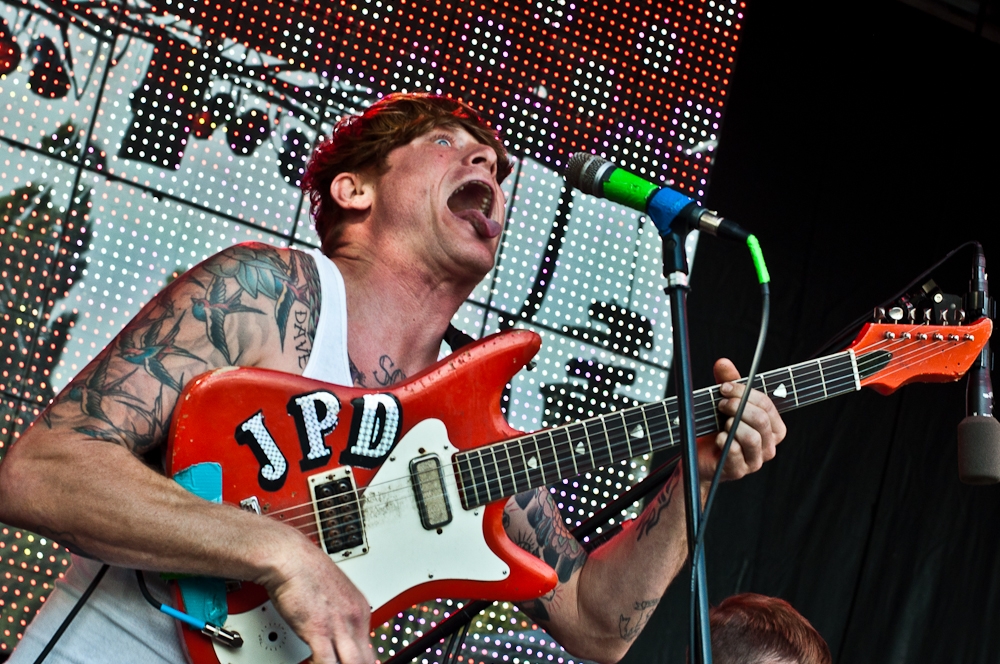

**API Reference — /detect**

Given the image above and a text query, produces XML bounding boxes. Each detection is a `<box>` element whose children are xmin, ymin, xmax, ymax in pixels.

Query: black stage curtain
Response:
<box><xmin>622</xmin><ymin>1</ymin><xmax>999</xmax><ymax>662</ymax></box>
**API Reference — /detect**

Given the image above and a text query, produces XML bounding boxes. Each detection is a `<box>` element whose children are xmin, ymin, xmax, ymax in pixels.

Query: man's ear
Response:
<box><xmin>329</xmin><ymin>171</ymin><xmax>373</xmax><ymax>212</ymax></box>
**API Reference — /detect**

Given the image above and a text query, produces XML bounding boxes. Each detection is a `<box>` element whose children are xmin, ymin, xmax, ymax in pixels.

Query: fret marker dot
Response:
<box><xmin>527</xmin><ymin>456</ymin><xmax>538</xmax><ymax>469</ymax></box>
<box><xmin>630</xmin><ymin>426</ymin><xmax>645</xmax><ymax>439</ymax></box>
<box><xmin>773</xmin><ymin>384</ymin><xmax>788</xmax><ymax>399</ymax></box>
<box><xmin>575</xmin><ymin>442</ymin><xmax>586</xmax><ymax>455</ymax></box>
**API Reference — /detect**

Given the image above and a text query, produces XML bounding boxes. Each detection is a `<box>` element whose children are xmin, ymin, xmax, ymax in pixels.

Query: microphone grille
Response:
<box><xmin>958</xmin><ymin>415</ymin><xmax>1000</xmax><ymax>484</ymax></box>
<box><xmin>565</xmin><ymin>152</ymin><xmax>611</xmax><ymax>196</ymax></box>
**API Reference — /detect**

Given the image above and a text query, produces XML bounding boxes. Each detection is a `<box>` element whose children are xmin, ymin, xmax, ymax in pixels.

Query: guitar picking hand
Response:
<box><xmin>256</xmin><ymin>531</ymin><xmax>374</xmax><ymax>664</ymax></box>
<box><xmin>698</xmin><ymin>358</ymin><xmax>787</xmax><ymax>483</ymax></box>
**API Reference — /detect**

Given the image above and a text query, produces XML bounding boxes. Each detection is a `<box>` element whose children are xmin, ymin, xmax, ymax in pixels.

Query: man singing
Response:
<box><xmin>0</xmin><ymin>93</ymin><xmax>785</xmax><ymax>664</ymax></box>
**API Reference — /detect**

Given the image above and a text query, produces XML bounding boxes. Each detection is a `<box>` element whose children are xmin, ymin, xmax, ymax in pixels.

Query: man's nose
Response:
<box><xmin>466</xmin><ymin>142</ymin><xmax>498</xmax><ymax>176</ymax></box>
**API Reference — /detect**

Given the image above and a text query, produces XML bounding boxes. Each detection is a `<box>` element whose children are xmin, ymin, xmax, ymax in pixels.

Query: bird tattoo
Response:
<box><xmin>119</xmin><ymin>311</ymin><xmax>204</xmax><ymax>393</ymax></box>
<box><xmin>63</xmin><ymin>353</ymin><xmax>143</xmax><ymax>425</ymax></box>
<box><xmin>191</xmin><ymin>276</ymin><xmax>263</xmax><ymax>364</ymax></box>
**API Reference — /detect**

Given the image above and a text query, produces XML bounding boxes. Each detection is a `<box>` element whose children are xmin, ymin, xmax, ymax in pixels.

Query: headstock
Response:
<box><xmin>848</xmin><ymin>317</ymin><xmax>992</xmax><ymax>395</ymax></box>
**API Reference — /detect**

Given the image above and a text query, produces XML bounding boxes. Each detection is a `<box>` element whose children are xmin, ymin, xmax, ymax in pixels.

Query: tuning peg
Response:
<box><xmin>908</xmin><ymin>307</ymin><xmax>918</xmax><ymax>324</ymax></box>
<box><xmin>924</xmin><ymin>308</ymin><xmax>933</xmax><ymax>323</ymax></box>
<box><xmin>888</xmin><ymin>306</ymin><xmax>904</xmax><ymax>322</ymax></box>
<box><xmin>956</xmin><ymin>309</ymin><xmax>966</xmax><ymax>324</ymax></box>
<box><xmin>874</xmin><ymin>307</ymin><xmax>886</xmax><ymax>323</ymax></box>
<box><xmin>939</xmin><ymin>309</ymin><xmax>949</xmax><ymax>325</ymax></box>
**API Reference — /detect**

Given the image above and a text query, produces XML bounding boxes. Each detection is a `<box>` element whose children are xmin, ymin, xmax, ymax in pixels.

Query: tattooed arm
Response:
<box><xmin>503</xmin><ymin>359</ymin><xmax>786</xmax><ymax>664</ymax></box>
<box><xmin>0</xmin><ymin>243</ymin><xmax>374</xmax><ymax>664</ymax></box>
<box><xmin>503</xmin><ymin>472</ymin><xmax>686</xmax><ymax>664</ymax></box>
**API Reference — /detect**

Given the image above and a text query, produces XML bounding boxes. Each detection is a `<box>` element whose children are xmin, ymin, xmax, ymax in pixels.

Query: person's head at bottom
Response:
<box><xmin>708</xmin><ymin>593</ymin><xmax>831</xmax><ymax>664</ymax></box>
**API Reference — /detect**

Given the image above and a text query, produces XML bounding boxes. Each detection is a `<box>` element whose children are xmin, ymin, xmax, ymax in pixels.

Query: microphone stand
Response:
<box><xmin>657</xmin><ymin>227</ymin><xmax>712</xmax><ymax>664</ymax></box>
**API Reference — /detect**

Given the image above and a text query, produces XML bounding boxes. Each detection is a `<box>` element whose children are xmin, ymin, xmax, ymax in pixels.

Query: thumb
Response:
<box><xmin>713</xmin><ymin>357</ymin><xmax>742</xmax><ymax>384</ymax></box>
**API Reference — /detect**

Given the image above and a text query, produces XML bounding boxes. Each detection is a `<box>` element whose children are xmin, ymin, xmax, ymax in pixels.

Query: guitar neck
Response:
<box><xmin>455</xmin><ymin>349</ymin><xmax>874</xmax><ymax>508</ymax></box>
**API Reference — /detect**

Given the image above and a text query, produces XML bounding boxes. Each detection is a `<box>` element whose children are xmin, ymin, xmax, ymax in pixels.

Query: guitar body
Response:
<box><xmin>165</xmin><ymin>317</ymin><xmax>992</xmax><ymax>664</ymax></box>
<box><xmin>166</xmin><ymin>329</ymin><xmax>558</xmax><ymax>664</ymax></box>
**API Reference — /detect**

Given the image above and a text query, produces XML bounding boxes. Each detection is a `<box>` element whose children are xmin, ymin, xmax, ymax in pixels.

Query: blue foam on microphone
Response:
<box><xmin>647</xmin><ymin>187</ymin><xmax>693</xmax><ymax>236</ymax></box>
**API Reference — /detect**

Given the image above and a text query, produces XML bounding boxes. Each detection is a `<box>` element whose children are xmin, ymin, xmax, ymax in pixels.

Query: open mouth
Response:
<box><xmin>447</xmin><ymin>180</ymin><xmax>495</xmax><ymax>218</ymax></box>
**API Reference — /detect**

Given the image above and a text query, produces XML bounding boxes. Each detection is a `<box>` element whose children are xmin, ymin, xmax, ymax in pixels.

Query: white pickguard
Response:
<box><xmin>213</xmin><ymin>418</ymin><xmax>509</xmax><ymax>663</ymax></box>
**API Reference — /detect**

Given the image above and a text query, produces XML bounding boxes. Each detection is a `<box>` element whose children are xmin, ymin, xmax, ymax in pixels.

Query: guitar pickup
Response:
<box><xmin>410</xmin><ymin>455</ymin><xmax>452</xmax><ymax>530</ymax></box>
<box><xmin>308</xmin><ymin>468</ymin><xmax>368</xmax><ymax>561</ymax></box>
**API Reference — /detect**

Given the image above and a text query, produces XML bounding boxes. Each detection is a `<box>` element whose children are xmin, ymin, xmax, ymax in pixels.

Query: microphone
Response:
<box><xmin>957</xmin><ymin>243</ymin><xmax>1000</xmax><ymax>484</ymax></box>
<box><xmin>565</xmin><ymin>152</ymin><xmax>749</xmax><ymax>240</ymax></box>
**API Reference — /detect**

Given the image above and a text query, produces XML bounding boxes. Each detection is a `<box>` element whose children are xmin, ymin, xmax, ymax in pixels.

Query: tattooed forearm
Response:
<box><xmin>521</xmin><ymin>489</ymin><xmax>586</xmax><ymax>583</ymax></box>
<box><xmin>618</xmin><ymin>598</ymin><xmax>660</xmax><ymax>642</ymax></box>
<box><xmin>511</xmin><ymin>529</ymin><xmax>540</xmax><ymax>556</ymax></box>
<box><xmin>520</xmin><ymin>592</ymin><xmax>554</xmax><ymax>623</ymax></box>
<box><xmin>634</xmin><ymin>471</ymin><xmax>680</xmax><ymax>541</ymax></box>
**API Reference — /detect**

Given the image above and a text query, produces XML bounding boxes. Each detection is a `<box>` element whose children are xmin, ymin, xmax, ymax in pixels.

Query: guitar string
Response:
<box><xmin>271</xmin><ymin>330</ymin><xmax>967</xmax><ymax>537</ymax></box>
<box><xmin>276</xmin><ymin>331</ymin><xmax>957</xmax><ymax>536</ymax></box>
<box><xmin>283</xmin><ymin>337</ymin><xmax>955</xmax><ymax>543</ymax></box>
<box><xmin>284</xmin><ymin>339</ymin><xmax>914</xmax><ymax>534</ymax></box>
<box><xmin>448</xmin><ymin>328</ymin><xmax>967</xmax><ymax>505</ymax></box>
<box><xmin>281</xmin><ymin>329</ymin><xmax>906</xmax><ymax>519</ymax></box>
<box><xmin>262</xmin><ymin>328</ymin><xmax>962</xmax><ymax>530</ymax></box>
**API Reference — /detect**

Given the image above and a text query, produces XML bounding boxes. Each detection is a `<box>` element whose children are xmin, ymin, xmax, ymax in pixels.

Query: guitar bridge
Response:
<box><xmin>308</xmin><ymin>468</ymin><xmax>368</xmax><ymax>561</ymax></box>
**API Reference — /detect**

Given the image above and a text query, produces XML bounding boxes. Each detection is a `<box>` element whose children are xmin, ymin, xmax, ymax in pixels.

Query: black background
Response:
<box><xmin>624</xmin><ymin>0</ymin><xmax>1000</xmax><ymax>662</ymax></box>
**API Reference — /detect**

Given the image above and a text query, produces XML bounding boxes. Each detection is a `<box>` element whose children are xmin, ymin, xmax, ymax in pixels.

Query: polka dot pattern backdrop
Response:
<box><xmin>0</xmin><ymin>0</ymin><xmax>746</xmax><ymax>659</ymax></box>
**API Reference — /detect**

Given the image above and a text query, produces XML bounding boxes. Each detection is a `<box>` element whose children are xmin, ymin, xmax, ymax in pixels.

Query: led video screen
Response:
<box><xmin>0</xmin><ymin>0</ymin><xmax>745</xmax><ymax>659</ymax></box>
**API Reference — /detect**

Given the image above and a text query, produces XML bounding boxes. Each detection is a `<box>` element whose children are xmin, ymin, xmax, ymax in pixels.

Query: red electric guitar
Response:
<box><xmin>166</xmin><ymin>317</ymin><xmax>992</xmax><ymax>664</ymax></box>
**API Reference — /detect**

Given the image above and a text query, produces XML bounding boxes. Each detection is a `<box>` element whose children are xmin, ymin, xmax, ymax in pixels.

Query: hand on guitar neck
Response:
<box><xmin>699</xmin><ymin>357</ymin><xmax>788</xmax><ymax>492</ymax></box>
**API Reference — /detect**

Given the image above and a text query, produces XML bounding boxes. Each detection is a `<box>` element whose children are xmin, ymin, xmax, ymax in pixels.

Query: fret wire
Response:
<box><xmin>517</xmin><ymin>435</ymin><xmax>536</xmax><ymax>490</ymax></box>
<box><xmin>599</xmin><ymin>414</ymin><xmax>615</xmax><ymax>467</ymax></box>
<box><xmin>694</xmin><ymin>388</ymin><xmax>719</xmax><ymax>438</ymax></box>
<box><xmin>467</xmin><ymin>453</ymin><xmax>481</xmax><ymax>507</ymax></box>
<box><xmin>661</xmin><ymin>400</ymin><xmax>675</xmax><ymax>447</ymax></box>
<box><xmin>493</xmin><ymin>446</ymin><xmax>508</xmax><ymax>499</ymax></box>
<box><xmin>706</xmin><ymin>387</ymin><xmax>721</xmax><ymax>430</ymax></box>
<box><xmin>502</xmin><ymin>442</ymin><xmax>519</xmax><ymax>496</ymax></box>
<box><xmin>456</xmin><ymin>453</ymin><xmax>473</xmax><ymax>507</ymax></box>
<box><xmin>583</xmin><ymin>419</ymin><xmax>608</xmax><ymax>468</ymax></box>
<box><xmin>620</xmin><ymin>411</ymin><xmax>634</xmax><ymax>458</ymax></box>
<box><xmin>788</xmin><ymin>364</ymin><xmax>800</xmax><ymax>405</ymax></box>
<box><xmin>547</xmin><ymin>427</ymin><xmax>569</xmax><ymax>482</ymax></box>
<box><xmin>581</xmin><ymin>420</ymin><xmax>597</xmax><ymax>470</ymax></box>
<box><xmin>477</xmin><ymin>449</ymin><xmax>492</xmax><ymax>504</ymax></box>
<box><xmin>534</xmin><ymin>433</ymin><xmax>549</xmax><ymax>486</ymax></box>
<box><xmin>817</xmin><ymin>358</ymin><xmax>828</xmax><ymax>398</ymax></box>
<box><xmin>484</xmin><ymin>447</ymin><xmax>500</xmax><ymax>502</ymax></box>
<box><xmin>639</xmin><ymin>403</ymin><xmax>656</xmax><ymax>455</ymax></box>
<box><xmin>516</xmin><ymin>437</ymin><xmax>531</xmax><ymax>490</ymax></box>
<box><xmin>558</xmin><ymin>425</ymin><xmax>579</xmax><ymax>478</ymax></box>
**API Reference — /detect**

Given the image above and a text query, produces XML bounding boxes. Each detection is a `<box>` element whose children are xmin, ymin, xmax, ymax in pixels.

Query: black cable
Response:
<box><xmin>444</xmin><ymin>620</ymin><xmax>470</xmax><ymax>663</ymax></box>
<box><xmin>809</xmin><ymin>241</ymin><xmax>979</xmax><ymax>359</ymax></box>
<box><xmin>134</xmin><ymin>569</ymin><xmax>159</xmax><ymax>609</ymax></box>
<box><xmin>31</xmin><ymin>563</ymin><xmax>109</xmax><ymax>664</ymax></box>
<box><xmin>689</xmin><ymin>281</ymin><xmax>770</xmax><ymax>654</ymax></box>
<box><xmin>696</xmin><ymin>283</ymin><xmax>770</xmax><ymax>552</ymax></box>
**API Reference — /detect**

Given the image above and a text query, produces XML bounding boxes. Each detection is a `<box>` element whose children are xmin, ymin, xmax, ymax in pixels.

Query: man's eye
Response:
<box><xmin>434</xmin><ymin>137</ymin><xmax>452</xmax><ymax>147</ymax></box>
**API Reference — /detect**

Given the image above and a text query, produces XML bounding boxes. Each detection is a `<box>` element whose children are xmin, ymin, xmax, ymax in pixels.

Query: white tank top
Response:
<box><xmin>8</xmin><ymin>248</ymin><xmax>352</xmax><ymax>663</ymax></box>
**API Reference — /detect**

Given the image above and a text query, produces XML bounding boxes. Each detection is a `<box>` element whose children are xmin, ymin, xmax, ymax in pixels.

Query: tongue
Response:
<box><xmin>453</xmin><ymin>209</ymin><xmax>502</xmax><ymax>238</ymax></box>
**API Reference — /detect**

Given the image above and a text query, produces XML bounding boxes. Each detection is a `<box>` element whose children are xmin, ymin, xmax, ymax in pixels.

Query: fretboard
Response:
<box><xmin>455</xmin><ymin>349</ymin><xmax>866</xmax><ymax>508</ymax></box>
